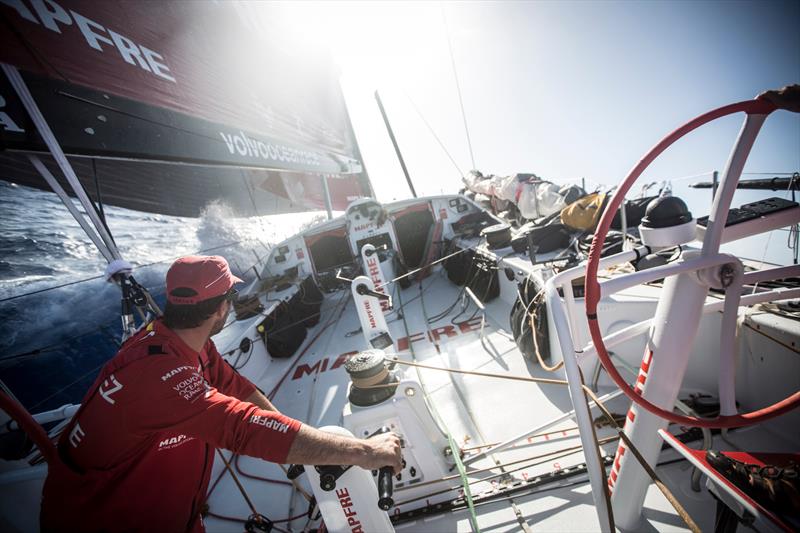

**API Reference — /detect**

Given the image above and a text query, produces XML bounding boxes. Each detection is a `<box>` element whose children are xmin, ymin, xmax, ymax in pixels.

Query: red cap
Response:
<box><xmin>166</xmin><ymin>255</ymin><xmax>243</xmax><ymax>305</ymax></box>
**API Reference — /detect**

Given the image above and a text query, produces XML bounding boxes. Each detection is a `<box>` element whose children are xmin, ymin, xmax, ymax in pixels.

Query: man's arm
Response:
<box><xmin>245</xmin><ymin>388</ymin><xmax>279</xmax><ymax>412</ymax></box>
<box><xmin>286</xmin><ymin>425</ymin><xmax>403</xmax><ymax>473</ymax></box>
<box><xmin>206</xmin><ymin>341</ymin><xmax>259</xmax><ymax>401</ymax></box>
<box><xmin>127</xmin><ymin>355</ymin><xmax>401</xmax><ymax>471</ymax></box>
<box><xmin>127</xmin><ymin>355</ymin><xmax>300</xmax><ymax>463</ymax></box>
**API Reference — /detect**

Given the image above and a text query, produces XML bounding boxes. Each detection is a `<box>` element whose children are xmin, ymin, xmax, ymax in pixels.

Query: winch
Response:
<box><xmin>345</xmin><ymin>349</ymin><xmax>398</xmax><ymax>407</ymax></box>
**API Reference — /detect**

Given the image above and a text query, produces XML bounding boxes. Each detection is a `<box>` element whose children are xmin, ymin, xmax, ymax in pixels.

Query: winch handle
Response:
<box><xmin>335</xmin><ymin>268</ymin><xmax>353</xmax><ymax>283</ymax></box>
<box><xmin>377</xmin><ymin>467</ymin><xmax>394</xmax><ymax>510</ymax></box>
<box><xmin>585</xmin><ymin>97</ymin><xmax>800</xmax><ymax>428</ymax></box>
<box><xmin>375</xmin><ymin>425</ymin><xmax>396</xmax><ymax>510</ymax></box>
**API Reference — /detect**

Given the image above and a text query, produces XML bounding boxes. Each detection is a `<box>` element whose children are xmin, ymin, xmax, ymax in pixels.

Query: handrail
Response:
<box><xmin>0</xmin><ymin>391</ymin><xmax>57</xmax><ymax>466</ymax></box>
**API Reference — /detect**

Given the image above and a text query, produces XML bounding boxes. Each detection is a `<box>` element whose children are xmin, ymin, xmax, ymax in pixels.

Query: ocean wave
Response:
<box><xmin>0</xmin><ymin>184</ymin><xmax>321</xmax><ymax>368</ymax></box>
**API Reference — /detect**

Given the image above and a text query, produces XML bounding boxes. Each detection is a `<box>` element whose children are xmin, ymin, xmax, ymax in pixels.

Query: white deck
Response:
<box><xmin>205</xmin><ymin>267</ymin><xmax>779</xmax><ymax>532</ymax></box>
<box><xmin>1</xmin><ymin>263</ymin><xmax>795</xmax><ymax>532</ymax></box>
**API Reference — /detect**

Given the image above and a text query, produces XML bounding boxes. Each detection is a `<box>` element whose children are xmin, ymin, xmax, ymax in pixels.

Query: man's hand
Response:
<box><xmin>358</xmin><ymin>432</ymin><xmax>403</xmax><ymax>474</ymax></box>
<box><xmin>285</xmin><ymin>426</ymin><xmax>403</xmax><ymax>473</ymax></box>
<box><xmin>758</xmin><ymin>84</ymin><xmax>800</xmax><ymax>113</ymax></box>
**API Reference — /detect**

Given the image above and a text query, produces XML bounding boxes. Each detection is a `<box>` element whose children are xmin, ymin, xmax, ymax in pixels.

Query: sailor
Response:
<box><xmin>40</xmin><ymin>255</ymin><xmax>402</xmax><ymax>532</ymax></box>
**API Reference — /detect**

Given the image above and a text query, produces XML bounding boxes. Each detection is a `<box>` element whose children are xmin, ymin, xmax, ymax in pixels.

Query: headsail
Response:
<box><xmin>0</xmin><ymin>0</ymin><xmax>372</xmax><ymax>216</ymax></box>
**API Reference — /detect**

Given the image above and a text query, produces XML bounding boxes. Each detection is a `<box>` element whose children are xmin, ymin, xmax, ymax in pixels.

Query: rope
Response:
<box><xmin>205</xmin><ymin>511</ymin><xmax>290</xmax><ymax>533</ymax></box>
<box><xmin>390</xmin><ymin>358</ymin><xmax>569</xmax><ymax>387</ymax></box>
<box><xmin>516</xmin><ymin>284</ymin><xmax>564</xmax><ymax>372</ymax></box>
<box><xmin>395</xmin><ymin>437</ymin><xmax>618</xmax><ymax>508</ymax></box>
<box><xmin>395</xmin><ymin>285</ymin><xmax>480</xmax><ymax>533</ymax></box>
<box><xmin>203</xmin><ymin>291</ymin><xmax>350</xmax><ymax>517</ymax></box>
<box><xmin>215</xmin><ymin>450</ymin><xmax>260</xmax><ymax>517</ymax></box>
<box><xmin>448</xmin><ymin>431</ymin><xmax>479</xmax><ymax>532</ymax></box>
<box><xmin>391</xmin><ymin>354</ymin><xmax>701</xmax><ymax>532</ymax></box>
<box><xmin>460</xmin><ymin>426</ymin><xmax>580</xmax><ymax>452</ymax></box>
<box><xmin>581</xmin><ymin>387</ymin><xmax>700</xmax><ymax>533</ymax></box>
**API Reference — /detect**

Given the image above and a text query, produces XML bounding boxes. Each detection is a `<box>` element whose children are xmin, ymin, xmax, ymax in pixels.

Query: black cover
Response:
<box><xmin>288</xmin><ymin>276</ymin><xmax>324</xmax><ymax>328</ymax></box>
<box><xmin>257</xmin><ymin>302</ymin><xmax>307</xmax><ymax>359</ymax></box>
<box><xmin>528</xmin><ymin>223</ymin><xmax>572</xmax><ymax>254</ymax></box>
<box><xmin>393</xmin><ymin>207</ymin><xmax>435</xmax><ymax>268</ymax></box>
<box><xmin>466</xmin><ymin>253</ymin><xmax>499</xmax><ymax>303</ymax></box>
<box><xmin>444</xmin><ymin>245</ymin><xmax>475</xmax><ymax>286</ymax></box>
<box><xmin>611</xmin><ymin>196</ymin><xmax>658</xmax><ymax>229</ymax></box>
<box><xmin>510</xmin><ymin>277</ymin><xmax>550</xmax><ymax>363</ymax></box>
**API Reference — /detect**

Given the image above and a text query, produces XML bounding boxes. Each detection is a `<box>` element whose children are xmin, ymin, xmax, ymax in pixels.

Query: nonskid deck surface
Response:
<box><xmin>206</xmin><ymin>269</ymin><xmax>779</xmax><ymax>532</ymax></box>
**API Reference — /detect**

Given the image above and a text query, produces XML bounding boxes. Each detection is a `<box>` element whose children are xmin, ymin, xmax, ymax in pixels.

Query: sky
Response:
<box><xmin>282</xmin><ymin>1</ymin><xmax>800</xmax><ymax>203</ymax></box>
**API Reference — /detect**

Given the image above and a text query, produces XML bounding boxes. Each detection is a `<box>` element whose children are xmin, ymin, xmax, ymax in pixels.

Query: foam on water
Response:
<box><xmin>0</xmin><ymin>182</ymin><xmax>322</xmax><ymax>409</ymax></box>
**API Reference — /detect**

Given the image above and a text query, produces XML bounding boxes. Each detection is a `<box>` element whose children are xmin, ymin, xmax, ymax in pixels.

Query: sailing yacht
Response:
<box><xmin>1</xmin><ymin>2</ymin><xmax>798</xmax><ymax>532</ymax></box>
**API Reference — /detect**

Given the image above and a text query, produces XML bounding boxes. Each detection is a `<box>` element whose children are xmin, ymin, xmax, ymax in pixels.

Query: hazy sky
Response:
<box><xmin>287</xmin><ymin>1</ymin><xmax>800</xmax><ymax>202</ymax></box>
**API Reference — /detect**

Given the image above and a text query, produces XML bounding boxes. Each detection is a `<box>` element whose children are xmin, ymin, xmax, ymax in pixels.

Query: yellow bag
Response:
<box><xmin>560</xmin><ymin>193</ymin><xmax>607</xmax><ymax>231</ymax></box>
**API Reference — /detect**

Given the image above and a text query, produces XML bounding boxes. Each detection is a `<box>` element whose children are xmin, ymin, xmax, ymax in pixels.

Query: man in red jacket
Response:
<box><xmin>40</xmin><ymin>255</ymin><xmax>401</xmax><ymax>532</ymax></box>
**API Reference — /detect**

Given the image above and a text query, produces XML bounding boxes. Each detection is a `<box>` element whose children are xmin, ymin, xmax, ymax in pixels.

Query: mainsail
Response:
<box><xmin>0</xmin><ymin>0</ymin><xmax>372</xmax><ymax>216</ymax></box>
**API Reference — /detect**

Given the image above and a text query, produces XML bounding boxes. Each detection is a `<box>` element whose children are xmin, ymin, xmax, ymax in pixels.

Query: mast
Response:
<box><xmin>375</xmin><ymin>90</ymin><xmax>417</xmax><ymax>198</ymax></box>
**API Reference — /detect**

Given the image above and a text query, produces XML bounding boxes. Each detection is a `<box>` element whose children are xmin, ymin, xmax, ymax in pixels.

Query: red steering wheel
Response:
<box><xmin>585</xmin><ymin>98</ymin><xmax>800</xmax><ymax>428</ymax></box>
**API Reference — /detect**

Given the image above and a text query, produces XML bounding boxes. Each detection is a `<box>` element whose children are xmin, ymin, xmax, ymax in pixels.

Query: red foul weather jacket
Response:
<box><xmin>40</xmin><ymin>320</ymin><xmax>301</xmax><ymax>532</ymax></box>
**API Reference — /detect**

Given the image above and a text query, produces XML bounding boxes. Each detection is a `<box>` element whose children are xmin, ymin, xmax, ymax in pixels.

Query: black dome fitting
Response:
<box><xmin>640</xmin><ymin>196</ymin><xmax>693</xmax><ymax>229</ymax></box>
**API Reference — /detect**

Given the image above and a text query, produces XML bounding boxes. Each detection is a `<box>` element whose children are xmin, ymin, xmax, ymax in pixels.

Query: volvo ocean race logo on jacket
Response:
<box><xmin>160</xmin><ymin>365</ymin><xmax>210</xmax><ymax>402</ymax></box>
<box><xmin>172</xmin><ymin>373</ymin><xmax>209</xmax><ymax>402</ymax></box>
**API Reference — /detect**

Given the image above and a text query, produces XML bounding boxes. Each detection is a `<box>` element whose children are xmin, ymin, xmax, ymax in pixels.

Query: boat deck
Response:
<box><xmin>207</xmin><ymin>268</ymin><xmax>755</xmax><ymax>532</ymax></box>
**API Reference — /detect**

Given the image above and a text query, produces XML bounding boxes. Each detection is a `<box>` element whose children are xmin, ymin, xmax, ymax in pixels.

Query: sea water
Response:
<box><xmin>0</xmin><ymin>180</ymin><xmax>325</xmax><ymax>412</ymax></box>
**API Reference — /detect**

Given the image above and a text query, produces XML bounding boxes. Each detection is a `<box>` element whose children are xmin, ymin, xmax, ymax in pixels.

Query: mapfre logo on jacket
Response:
<box><xmin>157</xmin><ymin>434</ymin><xmax>195</xmax><ymax>451</ymax></box>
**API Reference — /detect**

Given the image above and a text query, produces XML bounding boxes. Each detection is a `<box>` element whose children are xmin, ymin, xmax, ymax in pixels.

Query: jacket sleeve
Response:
<box><xmin>205</xmin><ymin>341</ymin><xmax>257</xmax><ymax>400</ymax></box>
<box><xmin>124</xmin><ymin>355</ymin><xmax>300</xmax><ymax>463</ymax></box>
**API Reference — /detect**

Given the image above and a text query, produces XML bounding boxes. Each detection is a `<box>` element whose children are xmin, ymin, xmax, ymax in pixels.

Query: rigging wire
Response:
<box><xmin>0</xmin><ymin>325</ymin><xmax>120</xmax><ymax>364</ymax></box>
<box><xmin>26</xmin><ymin>360</ymin><xmax>108</xmax><ymax>414</ymax></box>
<box><xmin>403</xmin><ymin>89</ymin><xmax>465</xmax><ymax>178</ymax></box>
<box><xmin>375</xmin><ymin>244</ymin><xmax>472</xmax><ymax>291</ymax></box>
<box><xmin>90</xmin><ymin>158</ymin><xmax>115</xmax><ymax>247</ymax></box>
<box><xmin>441</xmin><ymin>3</ymin><xmax>476</xmax><ymax>171</ymax></box>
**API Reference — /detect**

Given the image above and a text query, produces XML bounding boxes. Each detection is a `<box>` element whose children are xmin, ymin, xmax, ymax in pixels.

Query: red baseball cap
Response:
<box><xmin>166</xmin><ymin>255</ymin><xmax>244</xmax><ymax>305</ymax></box>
